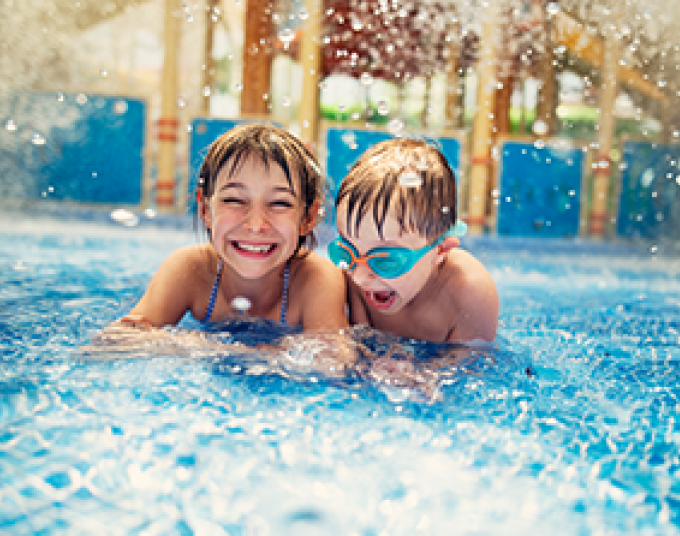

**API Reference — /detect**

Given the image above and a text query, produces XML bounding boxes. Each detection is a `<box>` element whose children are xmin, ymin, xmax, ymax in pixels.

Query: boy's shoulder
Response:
<box><xmin>437</xmin><ymin>248</ymin><xmax>499</xmax><ymax>341</ymax></box>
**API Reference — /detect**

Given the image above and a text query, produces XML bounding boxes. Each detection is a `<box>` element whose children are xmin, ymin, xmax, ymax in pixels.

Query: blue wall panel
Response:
<box><xmin>497</xmin><ymin>141</ymin><xmax>584</xmax><ymax>238</ymax></box>
<box><xmin>617</xmin><ymin>142</ymin><xmax>680</xmax><ymax>240</ymax></box>
<box><xmin>0</xmin><ymin>92</ymin><xmax>145</xmax><ymax>204</ymax></box>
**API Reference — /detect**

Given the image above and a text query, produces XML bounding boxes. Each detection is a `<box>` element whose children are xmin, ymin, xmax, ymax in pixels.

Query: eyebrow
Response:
<box><xmin>218</xmin><ymin>182</ymin><xmax>296</xmax><ymax>196</ymax></box>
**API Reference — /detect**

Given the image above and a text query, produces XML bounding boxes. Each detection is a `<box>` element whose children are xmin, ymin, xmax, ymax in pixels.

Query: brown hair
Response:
<box><xmin>196</xmin><ymin>123</ymin><xmax>324</xmax><ymax>250</ymax></box>
<box><xmin>336</xmin><ymin>138</ymin><xmax>457</xmax><ymax>240</ymax></box>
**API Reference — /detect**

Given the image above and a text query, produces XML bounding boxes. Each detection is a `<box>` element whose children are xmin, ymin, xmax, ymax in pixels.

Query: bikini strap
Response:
<box><xmin>281</xmin><ymin>262</ymin><xmax>289</xmax><ymax>326</ymax></box>
<box><xmin>202</xmin><ymin>260</ymin><xmax>223</xmax><ymax>324</ymax></box>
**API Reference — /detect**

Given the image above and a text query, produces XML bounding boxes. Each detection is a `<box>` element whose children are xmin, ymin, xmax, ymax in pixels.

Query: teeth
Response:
<box><xmin>236</xmin><ymin>242</ymin><xmax>273</xmax><ymax>253</ymax></box>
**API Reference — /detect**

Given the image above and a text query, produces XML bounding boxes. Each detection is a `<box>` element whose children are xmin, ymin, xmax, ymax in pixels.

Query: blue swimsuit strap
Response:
<box><xmin>202</xmin><ymin>260</ymin><xmax>223</xmax><ymax>324</ymax></box>
<box><xmin>202</xmin><ymin>260</ymin><xmax>290</xmax><ymax>326</ymax></box>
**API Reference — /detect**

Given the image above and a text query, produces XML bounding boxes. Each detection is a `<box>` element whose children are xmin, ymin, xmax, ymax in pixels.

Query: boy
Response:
<box><xmin>328</xmin><ymin>138</ymin><xmax>499</xmax><ymax>343</ymax></box>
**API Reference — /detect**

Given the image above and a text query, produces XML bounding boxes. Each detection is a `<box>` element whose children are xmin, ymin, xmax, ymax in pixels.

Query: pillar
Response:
<box><xmin>536</xmin><ymin>16</ymin><xmax>557</xmax><ymax>135</ymax></box>
<box><xmin>241</xmin><ymin>0</ymin><xmax>273</xmax><ymax>115</ymax></box>
<box><xmin>156</xmin><ymin>0</ymin><xmax>181</xmax><ymax>208</ymax></box>
<box><xmin>467</xmin><ymin>6</ymin><xmax>499</xmax><ymax>234</ymax></box>
<box><xmin>299</xmin><ymin>0</ymin><xmax>322</xmax><ymax>151</ymax></box>
<box><xmin>589</xmin><ymin>29</ymin><xmax>620</xmax><ymax>238</ymax></box>
<box><xmin>202</xmin><ymin>0</ymin><xmax>218</xmax><ymax>115</ymax></box>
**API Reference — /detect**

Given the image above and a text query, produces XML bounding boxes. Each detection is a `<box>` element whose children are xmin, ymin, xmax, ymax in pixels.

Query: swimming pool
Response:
<box><xmin>2</xmin><ymin>207</ymin><xmax>680</xmax><ymax>535</ymax></box>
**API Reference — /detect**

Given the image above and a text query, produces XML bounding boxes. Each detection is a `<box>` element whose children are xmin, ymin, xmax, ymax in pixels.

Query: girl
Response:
<box><xmin>120</xmin><ymin>124</ymin><xmax>348</xmax><ymax>332</ymax></box>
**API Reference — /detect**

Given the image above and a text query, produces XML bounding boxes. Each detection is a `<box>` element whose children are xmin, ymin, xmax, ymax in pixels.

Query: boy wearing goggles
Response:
<box><xmin>329</xmin><ymin>138</ymin><xmax>498</xmax><ymax>343</ymax></box>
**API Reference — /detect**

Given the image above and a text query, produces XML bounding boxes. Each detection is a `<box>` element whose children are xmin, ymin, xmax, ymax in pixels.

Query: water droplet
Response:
<box><xmin>399</xmin><ymin>172</ymin><xmax>423</xmax><ymax>188</ymax></box>
<box><xmin>387</xmin><ymin>118</ymin><xmax>405</xmax><ymax>135</ymax></box>
<box><xmin>202</xmin><ymin>86</ymin><xmax>211</xmax><ymax>97</ymax></box>
<box><xmin>377</xmin><ymin>100</ymin><xmax>389</xmax><ymax>116</ymax></box>
<box><xmin>31</xmin><ymin>133</ymin><xmax>46</xmax><ymax>145</ymax></box>
<box><xmin>278</xmin><ymin>28</ymin><xmax>295</xmax><ymax>46</ymax></box>
<box><xmin>532</xmin><ymin>119</ymin><xmax>548</xmax><ymax>136</ymax></box>
<box><xmin>76</xmin><ymin>93</ymin><xmax>88</xmax><ymax>105</ymax></box>
<box><xmin>100</xmin><ymin>69</ymin><xmax>108</xmax><ymax>78</ymax></box>
<box><xmin>282</xmin><ymin>96</ymin><xmax>291</xmax><ymax>107</ymax></box>
<box><xmin>177</xmin><ymin>97</ymin><xmax>187</xmax><ymax>108</ymax></box>
<box><xmin>4</xmin><ymin>119</ymin><xmax>17</xmax><ymax>132</ymax></box>
<box><xmin>114</xmin><ymin>100</ymin><xmax>128</xmax><ymax>114</ymax></box>
<box><xmin>231</xmin><ymin>296</ymin><xmax>251</xmax><ymax>313</ymax></box>
<box><xmin>234</xmin><ymin>82</ymin><xmax>243</xmax><ymax>92</ymax></box>
<box><xmin>48</xmin><ymin>186</ymin><xmax>54</xmax><ymax>193</ymax></box>
<box><xmin>92</xmin><ymin>172</ymin><xmax>98</xmax><ymax>178</ymax></box>
<box><xmin>110</xmin><ymin>209</ymin><xmax>139</xmax><ymax>227</ymax></box>
<box><xmin>338</xmin><ymin>261</ymin><xmax>349</xmax><ymax>270</ymax></box>
<box><xmin>650</xmin><ymin>245</ymin><xmax>658</xmax><ymax>254</ymax></box>
<box><xmin>360</xmin><ymin>72</ymin><xmax>374</xmax><ymax>86</ymax></box>
<box><xmin>341</xmin><ymin>132</ymin><xmax>356</xmax><ymax>147</ymax></box>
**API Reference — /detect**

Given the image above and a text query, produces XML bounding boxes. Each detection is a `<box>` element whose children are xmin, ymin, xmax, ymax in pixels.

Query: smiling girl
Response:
<box><xmin>121</xmin><ymin>124</ymin><xmax>348</xmax><ymax>332</ymax></box>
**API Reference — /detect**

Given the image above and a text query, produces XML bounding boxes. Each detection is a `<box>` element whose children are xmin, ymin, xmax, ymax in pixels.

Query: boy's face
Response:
<box><xmin>335</xmin><ymin>200</ymin><xmax>443</xmax><ymax>314</ymax></box>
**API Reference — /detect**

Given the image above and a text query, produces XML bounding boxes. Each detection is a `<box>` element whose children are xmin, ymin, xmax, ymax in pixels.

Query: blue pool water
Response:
<box><xmin>2</xmin><ymin>208</ymin><xmax>680</xmax><ymax>535</ymax></box>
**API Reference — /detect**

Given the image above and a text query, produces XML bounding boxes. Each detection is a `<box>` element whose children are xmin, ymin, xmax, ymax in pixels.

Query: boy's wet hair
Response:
<box><xmin>196</xmin><ymin>123</ymin><xmax>324</xmax><ymax>250</ymax></box>
<box><xmin>336</xmin><ymin>138</ymin><xmax>457</xmax><ymax>240</ymax></box>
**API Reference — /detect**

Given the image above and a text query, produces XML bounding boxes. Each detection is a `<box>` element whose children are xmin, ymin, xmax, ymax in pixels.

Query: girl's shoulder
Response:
<box><xmin>290</xmin><ymin>249</ymin><xmax>341</xmax><ymax>283</ymax></box>
<box><xmin>160</xmin><ymin>243</ymin><xmax>218</xmax><ymax>283</ymax></box>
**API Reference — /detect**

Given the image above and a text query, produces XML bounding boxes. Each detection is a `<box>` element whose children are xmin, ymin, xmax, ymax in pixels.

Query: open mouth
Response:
<box><xmin>366</xmin><ymin>290</ymin><xmax>396</xmax><ymax>310</ymax></box>
<box><xmin>232</xmin><ymin>241</ymin><xmax>277</xmax><ymax>255</ymax></box>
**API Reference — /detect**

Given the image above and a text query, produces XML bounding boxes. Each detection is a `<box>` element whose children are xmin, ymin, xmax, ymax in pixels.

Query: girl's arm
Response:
<box><xmin>122</xmin><ymin>246</ymin><xmax>206</xmax><ymax>328</ymax></box>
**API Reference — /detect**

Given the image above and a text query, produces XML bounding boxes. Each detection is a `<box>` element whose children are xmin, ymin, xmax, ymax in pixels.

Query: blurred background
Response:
<box><xmin>1</xmin><ymin>0</ymin><xmax>679</xmax><ymax>243</ymax></box>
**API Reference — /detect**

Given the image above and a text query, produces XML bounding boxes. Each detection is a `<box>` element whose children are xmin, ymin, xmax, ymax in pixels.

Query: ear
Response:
<box><xmin>300</xmin><ymin>199</ymin><xmax>321</xmax><ymax>236</ymax></box>
<box><xmin>434</xmin><ymin>237</ymin><xmax>459</xmax><ymax>265</ymax></box>
<box><xmin>199</xmin><ymin>192</ymin><xmax>212</xmax><ymax>230</ymax></box>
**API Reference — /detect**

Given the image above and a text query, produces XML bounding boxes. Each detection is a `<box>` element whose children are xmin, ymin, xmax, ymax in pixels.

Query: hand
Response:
<box><xmin>118</xmin><ymin>314</ymin><xmax>155</xmax><ymax>329</ymax></box>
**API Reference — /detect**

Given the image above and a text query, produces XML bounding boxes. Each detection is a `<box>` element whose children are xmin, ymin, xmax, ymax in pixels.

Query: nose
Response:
<box><xmin>243</xmin><ymin>204</ymin><xmax>270</xmax><ymax>233</ymax></box>
<box><xmin>350</xmin><ymin>262</ymin><xmax>375</xmax><ymax>286</ymax></box>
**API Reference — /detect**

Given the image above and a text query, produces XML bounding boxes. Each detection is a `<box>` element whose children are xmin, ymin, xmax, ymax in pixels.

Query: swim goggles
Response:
<box><xmin>328</xmin><ymin>220</ymin><xmax>467</xmax><ymax>279</ymax></box>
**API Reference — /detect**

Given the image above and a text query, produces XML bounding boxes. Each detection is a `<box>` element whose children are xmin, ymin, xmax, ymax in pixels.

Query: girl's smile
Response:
<box><xmin>202</xmin><ymin>156</ymin><xmax>307</xmax><ymax>280</ymax></box>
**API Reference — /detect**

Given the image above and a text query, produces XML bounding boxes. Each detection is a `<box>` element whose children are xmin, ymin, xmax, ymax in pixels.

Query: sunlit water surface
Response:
<box><xmin>2</xmin><ymin>211</ymin><xmax>680</xmax><ymax>535</ymax></box>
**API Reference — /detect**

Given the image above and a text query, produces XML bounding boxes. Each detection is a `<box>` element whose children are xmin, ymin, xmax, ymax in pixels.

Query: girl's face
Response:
<box><xmin>335</xmin><ymin>200</ymin><xmax>444</xmax><ymax>314</ymax></box>
<box><xmin>202</xmin><ymin>156</ymin><xmax>313</xmax><ymax>280</ymax></box>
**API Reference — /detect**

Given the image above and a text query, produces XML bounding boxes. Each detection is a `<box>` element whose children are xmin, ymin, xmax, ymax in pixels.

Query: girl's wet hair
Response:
<box><xmin>196</xmin><ymin>123</ymin><xmax>324</xmax><ymax>250</ymax></box>
<box><xmin>336</xmin><ymin>138</ymin><xmax>457</xmax><ymax>240</ymax></box>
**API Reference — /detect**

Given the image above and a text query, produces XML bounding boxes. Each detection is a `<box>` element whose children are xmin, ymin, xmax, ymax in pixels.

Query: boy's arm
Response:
<box><xmin>298</xmin><ymin>256</ymin><xmax>349</xmax><ymax>332</ymax></box>
<box><xmin>446</xmin><ymin>261</ymin><xmax>499</xmax><ymax>343</ymax></box>
<box><xmin>122</xmin><ymin>246</ymin><xmax>201</xmax><ymax>328</ymax></box>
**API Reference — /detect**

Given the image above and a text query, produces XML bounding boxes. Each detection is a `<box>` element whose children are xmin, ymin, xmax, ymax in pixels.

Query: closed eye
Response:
<box><xmin>270</xmin><ymin>199</ymin><xmax>295</xmax><ymax>209</ymax></box>
<box><xmin>221</xmin><ymin>197</ymin><xmax>244</xmax><ymax>205</ymax></box>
